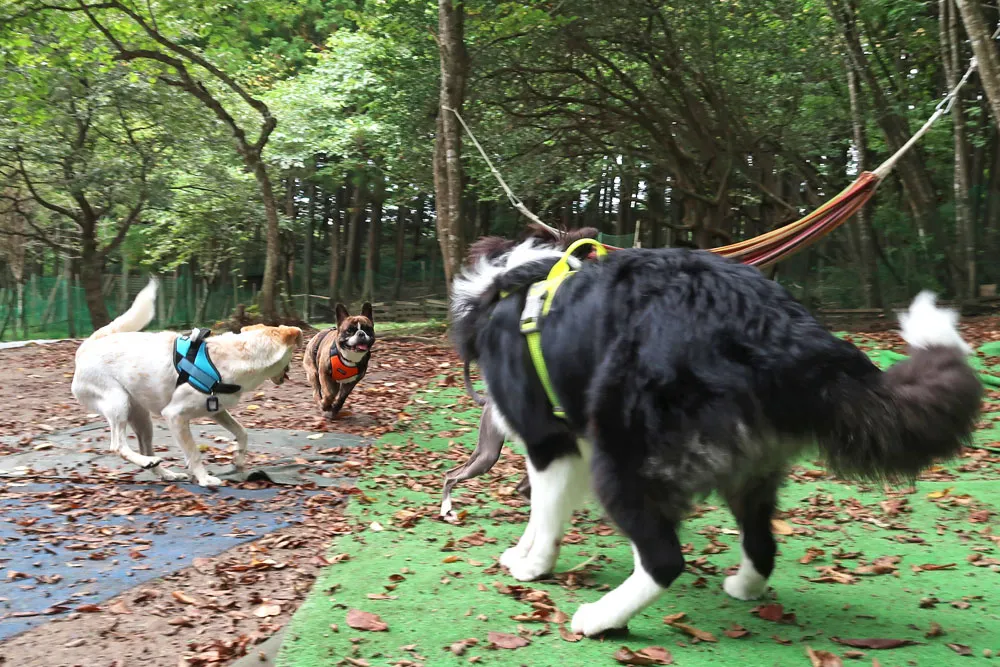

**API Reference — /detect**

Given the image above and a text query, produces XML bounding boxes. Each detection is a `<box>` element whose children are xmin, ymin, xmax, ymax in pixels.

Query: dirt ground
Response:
<box><xmin>0</xmin><ymin>330</ymin><xmax>464</xmax><ymax>667</ymax></box>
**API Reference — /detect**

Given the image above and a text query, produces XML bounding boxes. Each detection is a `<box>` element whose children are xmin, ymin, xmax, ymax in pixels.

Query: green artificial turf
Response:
<box><xmin>277</xmin><ymin>340</ymin><xmax>1000</xmax><ymax>667</ymax></box>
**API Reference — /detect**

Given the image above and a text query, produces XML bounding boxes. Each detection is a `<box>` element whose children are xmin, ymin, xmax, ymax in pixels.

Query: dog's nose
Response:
<box><xmin>358</xmin><ymin>330</ymin><xmax>370</xmax><ymax>342</ymax></box>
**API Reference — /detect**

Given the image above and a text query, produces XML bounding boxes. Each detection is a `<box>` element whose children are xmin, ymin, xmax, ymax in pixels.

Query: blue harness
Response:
<box><xmin>173</xmin><ymin>328</ymin><xmax>241</xmax><ymax>397</ymax></box>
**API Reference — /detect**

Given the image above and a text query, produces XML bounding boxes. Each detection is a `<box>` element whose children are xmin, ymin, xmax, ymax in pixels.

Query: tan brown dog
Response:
<box><xmin>303</xmin><ymin>303</ymin><xmax>374</xmax><ymax>420</ymax></box>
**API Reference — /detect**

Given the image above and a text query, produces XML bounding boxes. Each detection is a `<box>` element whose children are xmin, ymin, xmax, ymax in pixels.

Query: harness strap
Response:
<box><xmin>174</xmin><ymin>328</ymin><xmax>241</xmax><ymax>395</ymax></box>
<box><xmin>518</xmin><ymin>239</ymin><xmax>608</xmax><ymax>421</ymax></box>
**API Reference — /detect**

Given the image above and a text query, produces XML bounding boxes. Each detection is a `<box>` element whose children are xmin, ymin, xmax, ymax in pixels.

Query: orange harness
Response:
<box><xmin>330</xmin><ymin>352</ymin><xmax>361</xmax><ymax>382</ymax></box>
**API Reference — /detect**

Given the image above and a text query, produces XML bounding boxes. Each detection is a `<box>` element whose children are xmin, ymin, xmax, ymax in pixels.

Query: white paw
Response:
<box><xmin>571</xmin><ymin>601</ymin><xmax>627</xmax><ymax>637</ymax></box>
<box><xmin>233</xmin><ymin>451</ymin><xmax>247</xmax><ymax>472</ymax></box>
<box><xmin>500</xmin><ymin>545</ymin><xmax>529</xmax><ymax>569</ymax></box>
<box><xmin>723</xmin><ymin>573</ymin><xmax>768</xmax><ymax>601</ymax></box>
<box><xmin>158</xmin><ymin>468</ymin><xmax>190</xmax><ymax>482</ymax></box>
<box><xmin>196</xmin><ymin>474</ymin><xmax>223</xmax><ymax>488</ymax></box>
<box><xmin>504</xmin><ymin>552</ymin><xmax>554</xmax><ymax>582</ymax></box>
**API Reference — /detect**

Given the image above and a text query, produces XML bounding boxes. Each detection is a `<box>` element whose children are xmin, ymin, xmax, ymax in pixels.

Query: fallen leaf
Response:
<box><xmin>254</xmin><ymin>603</ymin><xmax>282</xmax><ymax>618</ymax></box>
<box><xmin>806</xmin><ymin>646</ymin><xmax>844</xmax><ymax>667</ymax></box>
<box><xmin>366</xmin><ymin>593</ymin><xmax>398</xmax><ymax>601</ymax></box>
<box><xmin>831</xmin><ymin>638</ymin><xmax>920</xmax><ymax>650</ymax></box>
<box><xmin>559</xmin><ymin>626</ymin><xmax>583</xmax><ymax>642</ymax></box>
<box><xmin>665</xmin><ymin>620</ymin><xmax>717</xmax><ymax>643</ymax></box>
<box><xmin>723</xmin><ymin>624</ymin><xmax>750</xmax><ymax>639</ymax></box>
<box><xmin>75</xmin><ymin>604</ymin><xmax>101</xmax><ymax>613</ymax></box>
<box><xmin>613</xmin><ymin>646</ymin><xmax>674</xmax><ymax>665</ymax></box>
<box><xmin>487</xmin><ymin>631</ymin><xmax>529</xmax><ymax>649</ymax></box>
<box><xmin>799</xmin><ymin>547</ymin><xmax>826</xmax><ymax>564</ymax></box>
<box><xmin>108</xmin><ymin>599</ymin><xmax>131</xmax><ymax>615</ymax></box>
<box><xmin>947</xmin><ymin>644</ymin><xmax>972</xmax><ymax>656</ymax></box>
<box><xmin>772</xmin><ymin>519</ymin><xmax>794</xmax><ymax>535</ymax></box>
<box><xmin>925</xmin><ymin>622</ymin><xmax>944</xmax><ymax>638</ymax></box>
<box><xmin>753</xmin><ymin>603</ymin><xmax>795</xmax><ymax>623</ymax></box>
<box><xmin>662</xmin><ymin>612</ymin><xmax>687</xmax><ymax>624</ymax></box>
<box><xmin>346</xmin><ymin>609</ymin><xmax>389</xmax><ymax>632</ymax></box>
<box><xmin>911</xmin><ymin>563</ymin><xmax>956</xmax><ymax>574</ymax></box>
<box><xmin>171</xmin><ymin>591</ymin><xmax>200</xmax><ymax>606</ymax></box>
<box><xmin>926</xmin><ymin>488</ymin><xmax>952</xmax><ymax>499</ymax></box>
<box><xmin>449</xmin><ymin>638</ymin><xmax>479</xmax><ymax>655</ymax></box>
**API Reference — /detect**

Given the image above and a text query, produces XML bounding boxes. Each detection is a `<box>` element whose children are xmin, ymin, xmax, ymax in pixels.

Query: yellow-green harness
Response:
<box><xmin>513</xmin><ymin>239</ymin><xmax>608</xmax><ymax>419</ymax></box>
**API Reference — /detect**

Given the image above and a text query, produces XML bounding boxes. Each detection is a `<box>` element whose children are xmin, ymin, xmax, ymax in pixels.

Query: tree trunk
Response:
<box><xmin>954</xmin><ymin>0</ymin><xmax>1000</xmax><ymax>125</ymax></box>
<box><xmin>846</xmin><ymin>57</ymin><xmax>884</xmax><ymax>309</ymax></box>
<box><xmin>394</xmin><ymin>206</ymin><xmax>408</xmax><ymax>301</ymax></box>
<box><xmin>251</xmin><ymin>160</ymin><xmax>282</xmax><ymax>323</ymax></box>
<box><xmin>362</xmin><ymin>205</ymin><xmax>377</xmax><ymax>302</ymax></box>
<box><xmin>944</xmin><ymin>0</ymin><xmax>976</xmax><ymax>298</ymax></box>
<box><xmin>342</xmin><ymin>175</ymin><xmax>365</xmax><ymax>299</ymax></box>
<box><xmin>327</xmin><ymin>189</ymin><xmax>341</xmax><ymax>306</ymax></box>
<box><xmin>304</xmin><ymin>179</ymin><xmax>316</xmax><ymax>320</ymax></box>
<box><xmin>79</xmin><ymin>238</ymin><xmax>110</xmax><ymax>330</ymax></box>
<box><xmin>434</xmin><ymin>0</ymin><xmax>470</xmax><ymax>289</ymax></box>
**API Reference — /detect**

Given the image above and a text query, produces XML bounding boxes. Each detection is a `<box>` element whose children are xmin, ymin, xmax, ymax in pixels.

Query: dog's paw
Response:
<box><xmin>723</xmin><ymin>573</ymin><xmax>768</xmax><ymax>601</ymax></box>
<box><xmin>571</xmin><ymin>601</ymin><xmax>628</xmax><ymax>637</ymax></box>
<box><xmin>157</xmin><ymin>468</ymin><xmax>190</xmax><ymax>482</ymax></box>
<box><xmin>499</xmin><ymin>545</ymin><xmax>529</xmax><ymax>569</ymax></box>
<box><xmin>503</xmin><ymin>552</ymin><xmax>554</xmax><ymax>582</ymax></box>
<box><xmin>196</xmin><ymin>474</ymin><xmax>224</xmax><ymax>488</ymax></box>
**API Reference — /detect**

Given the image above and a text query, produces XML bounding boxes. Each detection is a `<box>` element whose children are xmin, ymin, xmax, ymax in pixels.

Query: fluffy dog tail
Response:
<box><xmin>89</xmin><ymin>278</ymin><xmax>158</xmax><ymax>340</ymax></box>
<box><xmin>820</xmin><ymin>291</ymin><xmax>982</xmax><ymax>481</ymax></box>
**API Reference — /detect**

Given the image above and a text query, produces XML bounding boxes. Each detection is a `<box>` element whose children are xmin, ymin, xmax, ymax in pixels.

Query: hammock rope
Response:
<box><xmin>446</xmin><ymin>43</ymin><xmax>984</xmax><ymax>268</ymax></box>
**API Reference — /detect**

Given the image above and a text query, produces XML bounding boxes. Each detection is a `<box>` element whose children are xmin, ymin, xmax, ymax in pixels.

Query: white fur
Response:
<box><xmin>899</xmin><ymin>290</ymin><xmax>971</xmax><ymax>354</ymax></box>
<box><xmin>501</xmin><ymin>436</ymin><xmax>592</xmax><ymax>581</ymax></box>
<box><xmin>450</xmin><ymin>240</ymin><xmax>579</xmax><ymax>321</ymax></box>
<box><xmin>571</xmin><ymin>543</ymin><xmax>664</xmax><ymax>636</ymax></box>
<box><xmin>72</xmin><ymin>289</ymin><xmax>300</xmax><ymax>487</ymax></box>
<box><xmin>723</xmin><ymin>538</ymin><xmax>768</xmax><ymax>600</ymax></box>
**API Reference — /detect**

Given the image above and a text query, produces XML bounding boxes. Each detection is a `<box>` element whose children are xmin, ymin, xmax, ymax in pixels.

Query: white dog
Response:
<box><xmin>71</xmin><ymin>279</ymin><xmax>303</xmax><ymax>486</ymax></box>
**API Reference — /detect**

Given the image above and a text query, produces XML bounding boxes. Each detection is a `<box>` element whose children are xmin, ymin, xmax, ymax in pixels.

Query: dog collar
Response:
<box><xmin>518</xmin><ymin>239</ymin><xmax>608</xmax><ymax>419</ymax></box>
<box><xmin>173</xmin><ymin>328</ymin><xmax>242</xmax><ymax>396</ymax></box>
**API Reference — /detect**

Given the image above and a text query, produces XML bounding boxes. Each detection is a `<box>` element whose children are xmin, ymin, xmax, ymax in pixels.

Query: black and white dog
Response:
<box><xmin>450</xmin><ymin>242</ymin><xmax>982</xmax><ymax>637</ymax></box>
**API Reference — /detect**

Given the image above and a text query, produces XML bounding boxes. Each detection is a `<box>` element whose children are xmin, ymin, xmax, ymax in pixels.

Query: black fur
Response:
<box><xmin>452</xmin><ymin>247</ymin><xmax>982</xmax><ymax>599</ymax></box>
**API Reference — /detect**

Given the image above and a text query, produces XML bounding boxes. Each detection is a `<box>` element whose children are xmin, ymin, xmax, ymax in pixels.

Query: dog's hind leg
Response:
<box><xmin>501</xmin><ymin>437</ymin><xmax>591</xmax><ymax>582</ymax></box>
<box><xmin>440</xmin><ymin>402</ymin><xmax>507</xmax><ymax>517</ymax></box>
<box><xmin>721</xmin><ymin>473</ymin><xmax>781</xmax><ymax>601</ymax></box>
<box><xmin>99</xmin><ymin>391</ymin><xmax>163</xmax><ymax>473</ymax></box>
<box><xmin>571</xmin><ymin>449</ymin><xmax>685</xmax><ymax>637</ymax></box>
<box><xmin>211</xmin><ymin>410</ymin><xmax>249</xmax><ymax>472</ymax></box>
<box><xmin>129</xmin><ymin>403</ymin><xmax>189</xmax><ymax>482</ymax></box>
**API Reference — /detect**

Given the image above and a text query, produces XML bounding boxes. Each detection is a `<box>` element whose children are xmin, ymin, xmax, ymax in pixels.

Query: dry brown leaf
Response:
<box><xmin>75</xmin><ymin>604</ymin><xmax>101</xmax><ymax>613</ymax></box>
<box><xmin>253</xmin><ymin>603</ymin><xmax>282</xmax><ymax>618</ymax></box>
<box><xmin>947</xmin><ymin>643</ymin><xmax>972</xmax><ymax>656</ymax></box>
<box><xmin>925</xmin><ymin>622</ymin><xmax>945</xmax><ymax>638</ymax></box>
<box><xmin>107</xmin><ymin>599</ymin><xmax>131</xmax><ymax>615</ymax></box>
<box><xmin>559</xmin><ymin>626</ymin><xmax>583</xmax><ymax>642</ymax></box>
<box><xmin>806</xmin><ymin>646</ymin><xmax>844</xmax><ymax>667</ymax></box>
<box><xmin>613</xmin><ymin>646</ymin><xmax>674</xmax><ymax>665</ymax></box>
<box><xmin>346</xmin><ymin>609</ymin><xmax>389</xmax><ymax>632</ymax></box>
<box><xmin>171</xmin><ymin>591</ymin><xmax>200</xmax><ymax>606</ymax></box>
<box><xmin>772</xmin><ymin>519</ymin><xmax>794</xmax><ymax>535</ymax></box>
<box><xmin>665</xmin><ymin>620</ymin><xmax>717</xmax><ymax>643</ymax></box>
<box><xmin>799</xmin><ymin>547</ymin><xmax>826</xmax><ymax>564</ymax></box>
<box><xmin>723</xmin><ymin>624</ymin><xmax>750</xmax><ymax>639</ymax></box>
<box><xmin>487</xmin><ymin>631</ymin><xmax>530</xmax><ymax>649</ymax></box>
<box><xmin>662</xmin><ymin>612</ymin><xmax>686</xmax><ymax>624</ymax></box>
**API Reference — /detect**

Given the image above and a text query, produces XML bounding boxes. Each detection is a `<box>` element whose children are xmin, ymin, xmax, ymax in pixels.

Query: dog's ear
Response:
<box><xmin>278</xmin><ymin>326</ymin><xmax>303</xmax><ymax>347</ymax></box>
<box><xmin>335</xmin><ymin>303</ymin><xmax>350</xmax><ymax>326</ymax></box>
<box><xmin>361</xmin><ymin>302</ymin><xmax>373</xmax><ymax>323</ymax></box>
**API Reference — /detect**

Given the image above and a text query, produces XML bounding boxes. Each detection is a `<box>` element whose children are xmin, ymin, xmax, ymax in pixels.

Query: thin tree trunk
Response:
<box><xmin>954</xmin><ymin>0</ymin><xmax>1000</xmax><ymax>125</ymax></box>
<box><xmin>362</xmin><ymin>207</ymin><xmax>377</xmax><ymax>302</ymax></box>
<box><xmin>252</xmin><ymin>161</ymin><xmax>282</xmax><ymax>323</ymax></box>
<box><xmin>394</xmin><ymin>206</ymin><xmax>408</xmax><ymax>301</ymax></box>
<box><xmin>846</xmin><ymin>57</ymin><xmax>883</xmax><ymax>309</ymax></box>
<box><xmin>79</xmin><ymin>237</ymin><xmax>110</xmax><ymax>329</ymax></box>
<box><xmin>304</xmin><ymin>178</ymin><xmax>317</xmax><ymax>320</ymax></box>
<box><xmin>944</xmin><ymin>0</ymin><xmax>976</xmax><ymax>298</ymax></box>
<box><xmin>434</xmin><ymin>0</ymin><xmax>469</xmax><ymax>289</ymax></box>
<box><xmin>342</xmin><ymin>175</ymin><xmax>365</xmax><ymax>299</ymax></box>
<box><xmin>327</xmin><ymin>189</ymin><xmax>341</xmax><ymax>306</ymax></box>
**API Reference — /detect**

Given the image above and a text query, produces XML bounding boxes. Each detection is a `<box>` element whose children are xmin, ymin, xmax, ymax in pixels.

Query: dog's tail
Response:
<box><xmin>819</xmin><ymin>291</ymin><xmax>982</xmax><ymax>481</ymax></box>
<box><xmin>89</xmin><ymin>279</ymin><xmax>158</xmax><ymax>340</ymax></box>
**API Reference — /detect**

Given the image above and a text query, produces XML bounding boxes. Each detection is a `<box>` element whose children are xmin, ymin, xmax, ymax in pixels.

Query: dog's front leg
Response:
<box><xmin>164</xmin><ymin>411</ymin><xmax>222</xmax><ymax>487</ymax></box>
<box><xmin>212</xmin><ymin>410</ymin><xmax>249</xmax><ymax>473</ymax></box>
<box><xmin>328</xmin><ymin>382</ymin><xmax>356</xmax><ymax>419</ymax></box>
<box><xmin>318</xmin><ymin>368</ymin><xmax>339</xmax><ymax>414</ymax></box>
